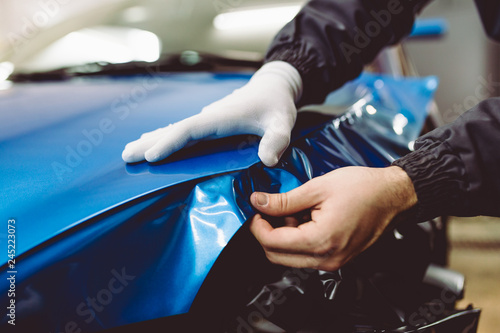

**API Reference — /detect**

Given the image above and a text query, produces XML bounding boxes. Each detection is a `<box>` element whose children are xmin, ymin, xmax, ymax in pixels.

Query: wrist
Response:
<box><xmin>251</xmin><ymin>61</ymin><xmax>303</xmax><ymax>102</ymax></box>
<box><xmin>384</xmin><ymin>166</ymin><xmax>418</xmax><ymax>215</ymax></box>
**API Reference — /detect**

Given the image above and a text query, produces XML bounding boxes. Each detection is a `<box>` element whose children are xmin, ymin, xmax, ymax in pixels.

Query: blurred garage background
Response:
<box><xmin>1</xmin><ymin>0</ymin><xmax>499</xmax><ymax>331</ymax></box>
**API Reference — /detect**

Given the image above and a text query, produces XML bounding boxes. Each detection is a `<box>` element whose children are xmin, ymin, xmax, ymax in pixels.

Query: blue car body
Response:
<box><xmin>0</xmin><ymin>71</ymin><xmax>446</xmax><ymax>332</ymax></box>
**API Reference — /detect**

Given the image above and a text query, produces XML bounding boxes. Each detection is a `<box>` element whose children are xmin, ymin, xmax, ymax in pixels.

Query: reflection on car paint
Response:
<box><xmin>0</xmin><ymin>72</ymin><xmax>438</xmax><ymax>331</ymax></box>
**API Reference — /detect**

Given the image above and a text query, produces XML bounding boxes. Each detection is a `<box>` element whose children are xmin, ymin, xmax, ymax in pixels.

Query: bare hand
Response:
<box><xmin>249</xmin><ymin>166</ymin><xmax>417</xmax><ymax>271</ymax></box>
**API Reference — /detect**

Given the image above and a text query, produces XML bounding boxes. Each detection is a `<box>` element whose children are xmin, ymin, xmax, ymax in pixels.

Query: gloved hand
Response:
<box><xmin>121</xmin><ymin>61</ymin><xmax>303</xmax><ymax>167</ymax></box>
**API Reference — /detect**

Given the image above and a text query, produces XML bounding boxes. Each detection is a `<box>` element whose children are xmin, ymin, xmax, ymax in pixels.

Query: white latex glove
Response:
<box><xmin>121</xmin><ymin>61</ymin><xmax>302</xmax><ymax>167</ymax></box>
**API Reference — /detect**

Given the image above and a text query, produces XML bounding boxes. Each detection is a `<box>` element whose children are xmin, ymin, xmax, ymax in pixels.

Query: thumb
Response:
<box><xmin>251</xmin><ymin>182</ymin><xmax>318</xmax><ymax>217</ymax></box>
<box><xmin>258</xmin><ymin>129</ymin><xmax>291</xmax><ymax>167</ymax></box>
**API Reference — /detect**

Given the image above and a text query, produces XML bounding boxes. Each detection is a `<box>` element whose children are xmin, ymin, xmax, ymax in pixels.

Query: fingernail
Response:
<box><xmin>254</xmin><ymin>193</ymin><xmax>268</xmax><ymax>206</ymax></box>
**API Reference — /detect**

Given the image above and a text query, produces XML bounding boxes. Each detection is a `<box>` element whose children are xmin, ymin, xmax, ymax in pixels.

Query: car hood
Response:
<box><xmin>0</xmin><ymin>72</ymin><xmax>258</xmax><ymax>261</ymax></box>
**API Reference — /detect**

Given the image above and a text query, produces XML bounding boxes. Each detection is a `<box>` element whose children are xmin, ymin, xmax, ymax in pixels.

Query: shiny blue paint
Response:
<box><xmin>0</xmin><ymin>72</ymin><xmax>438</xmax><ymax>331</ymax></box>
<box><xmin>0</xmin><ymin>73</ymin><xmax>257</xmax><ymax>262</ymax></box>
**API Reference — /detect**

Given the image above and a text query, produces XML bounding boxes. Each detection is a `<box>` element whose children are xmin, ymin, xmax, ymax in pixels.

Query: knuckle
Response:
<box><xmin>307</xmin><ymin>178</ymin><xmax>325</xmax><ymax>200</ymax></box>
<box><xmin>258</xmin><ymin>238</ymin><xmax>274</xmax><ymax>252</ymax></box>
<box><xmin>271</xmin><ymin>192</ymin><xmax>294</xmax><ymax>214</ymax></box>
<box><xmin>278</xmin><ymin>193</ymin><xmax>289</xmax><ymax>212</ymax></box>
<box><xmin>312</xmin><ymin>238</ymin><xmax>336</xmax><ymax>258</ymax></box>
<box><xmin>265</xmin><ymin>252</ymin><xmax>279</xmax><ymax>265</ymax></box>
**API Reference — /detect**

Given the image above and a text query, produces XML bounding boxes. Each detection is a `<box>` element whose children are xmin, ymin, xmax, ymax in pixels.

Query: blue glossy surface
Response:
<box><xmin>0</xmin><ymin>73</ymin><xmax>257</xmax><ymax>262</ymax></box>
<box><xmin>0</xmin><ymin>72</ymin><xmax>438</xmax><ymax>331</ymax></box>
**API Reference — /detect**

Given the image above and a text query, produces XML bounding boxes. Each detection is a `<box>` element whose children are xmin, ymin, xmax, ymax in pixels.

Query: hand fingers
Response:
<box><xmin>141</xmin><ymin>114</ymin><xmax>217</xmax><ymax>162</ymax></box>
<box><xmin>284</xmin><ymin>216</ymin><xmax>301</xmax><ymax>227</ymax></box>
<box><xmin>122</xmin><ymin>105</ymin><xmax>288</xmax><ymax>164</ymax></box>
<box><xmin>122</xmin><ymin>135</ymin><xmax>165</xmax><ymax>163</ymax></box>
<box><xmin>263</xmin><ymin>215</ymin><xmax>304</xmax><ymax>228</ymax></box>
<box><xmin>258</xmin><ymin>128</ymin><xmax>291</xmax><ymax>167</ymax></box>
<box><xmin>140</xmin><ymin>125</ymin><xmax>171</xmax><ymax>139</ymax></box>
<box><xmin>122</xmin><ymin>111</ymin><xmax>256</xmax><ymax>163</ymax></box>
<box><xmin>123</xmin><ymin>111</ymin><xmax>239</xmax><ymax>163</ymax></box>
<box><xmin>250</xmin><ymin>214</ymin><xmax>327</xmax><ymax>254</ymax></box>
<box><xmin>250</xmin><ymin>181</ymin><xmax>320</xmax><ymax>217</ymax></box>
<box><xmin>144</xmin><ymin>113</ymin><xmax>262</xmax><ymax>162</ymax></box>
<box><xmin>122</xmin><ymin>126</ymin><xmax>171</xmax><ymax>162</ymax></box>
<box><xmin>262</xmin><ymin>249</ymin><xmax>346</xmax><ymax>272</ymax></box>
<box><xmin>250</xmin><ymin>215</ymin><xmax>344</xmax><ymax>271</ymax></box>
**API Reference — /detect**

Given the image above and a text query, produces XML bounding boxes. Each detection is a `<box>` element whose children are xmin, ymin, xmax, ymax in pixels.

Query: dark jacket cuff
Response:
<box><xmin>392</xmin><ymin>141</ymin><xmax>466</xmax><ymax>223</ymax></box>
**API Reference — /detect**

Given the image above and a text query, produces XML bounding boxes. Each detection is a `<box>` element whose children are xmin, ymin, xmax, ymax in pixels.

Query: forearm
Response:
<box><xmin>265</xmin><ymin>0</ymin><xmax>431</xmax><ymax>105</ymax></box>
<box><xmin>393</xmin><ymin>98</ymin><xmax>500</xmax><ymax>222</ymax></box>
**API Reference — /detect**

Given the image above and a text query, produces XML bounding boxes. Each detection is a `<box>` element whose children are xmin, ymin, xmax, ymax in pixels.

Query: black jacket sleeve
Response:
<box><xmin>393</xmin><ymin>98</ymin><xmax>500</xmax><ymax>222</ymax></box>
<box><xmin>474</xmin><ymin>0</ymin><xmax>500</xmax><ymax>40</ymax></box>
<box><xmin>265</xmin><ymin>0</ymin><xmax>500</xmax><ymax>106</ymax></box>
<box><xmin>265</xmin><ymin>0</ymin><xmax>431</xmax><ymax>105</ymax></box>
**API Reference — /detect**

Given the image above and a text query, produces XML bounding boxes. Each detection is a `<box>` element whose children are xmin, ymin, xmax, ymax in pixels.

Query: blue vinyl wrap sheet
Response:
<box><xmin>0</xmin><ymin>72</ymin><xmax>437</xmax><ymax>332</ymax></box>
